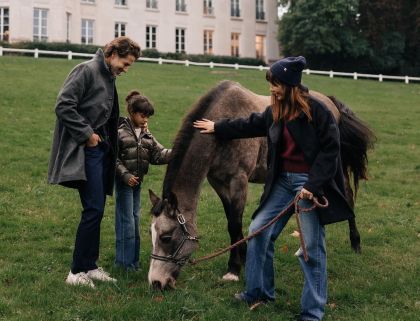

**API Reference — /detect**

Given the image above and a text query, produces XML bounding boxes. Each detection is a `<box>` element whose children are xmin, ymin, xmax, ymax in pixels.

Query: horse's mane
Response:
<box><xmin>162</xmin><ymin>80</ymin><xmax>237</xmax><ymax>198</ymax></box>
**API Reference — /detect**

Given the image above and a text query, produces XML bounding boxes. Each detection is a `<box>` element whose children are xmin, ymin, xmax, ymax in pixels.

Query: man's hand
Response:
<box><xmin>86</xmin><ymin>133</ymin><xmax>101</xmax><ymax>147</ymax></box>
<box><xmin>193</xmin><ymin>118</ymin><xmax>215</xmax><ymax>134</ymax></box>
<box><xmin>128</xmin><ymin>176</ymin><xmax>140</xmax><ymax>187</ymax></box>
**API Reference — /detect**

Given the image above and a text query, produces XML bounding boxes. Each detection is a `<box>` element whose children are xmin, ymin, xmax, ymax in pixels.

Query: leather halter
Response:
<box><xmin>150</xmin><ymin>211</ymin><xmax>199</xmax><ymax>266</ymax></box>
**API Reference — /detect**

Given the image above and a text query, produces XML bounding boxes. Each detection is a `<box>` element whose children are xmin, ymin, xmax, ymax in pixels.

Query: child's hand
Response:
<box><xmin>128</xmin><ymin>176</ymin><xmax>140</xmax><ymax>187</ymax></box>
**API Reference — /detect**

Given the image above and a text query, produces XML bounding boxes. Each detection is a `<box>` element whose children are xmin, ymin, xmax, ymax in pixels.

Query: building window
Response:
<box><xmin>231</xmin><ymin>32</ymin><xmax>239</xmax><ymax>57</ymax></box>
<box><xmin>115</xmin><ymin>22</ymin><xmax>126</xmax><ymax>38</ymax></box>
<box><xmin>81</xmin><ymin>0</ymin><xmax>95</xmax><ymax>4</ymax></box>
<box><xmin>256</xmin><ymin>35</ymin><xmax>265</xmax><ymax>60</ymax></box>
<box><xmin>115</xmin><ymin>0</ymin><xmax>127</xmax><ymax>6</ymax></box>
<box><xmin>0</xmin><ymin>7</ymin><xmax>9</xmax><ymax>42</ymax></box>
<box><xmin>176</xmin><ymin>0</ymin><xmax>187</xmax><ymax>12</ymax></box>
<box><xmin>231</xmin><ymin>0</ymin><xmax>240</xmax><ymax>17</ymax></box>
<box><xmin>256</xmin><ymin>0</ymin><xmax>265</xmax><ymax>20</ymax></box>
<box><xmin>146</xmin><ymin>0</ymin><xmax>158</xmax><ymax>9</ymax></box>
<box><xmin>203</xmin><ymin>0</ymin><xmax>214</xmax><ymax>15</ymax></box>
<box><xmin>175</xmin><ymin>28</ymin><xmax>185</xmax><ymax>53</ymax></box>
<box><xmin>33</xmin><ymin>8</ymin><xmax>48</xmax><ymax>42</ymax></box>
<box><xmin>66</xmin><ymin>12</ymin><xmax>71</xmax><ymax>43</ymax></box>
<box><xmin>81</xmin><ymin>19</ymin><xmax>94</xmax><ymax>44</ymax></box>
<box><xmin>146</xmin><ymin>25</ymin><xmax>157</xmax><ymax>49</ymax></box>
<box><xmin>203</xmin><ymin>30</ymin><xmax>213</xmax><ymax>55</ymax></box>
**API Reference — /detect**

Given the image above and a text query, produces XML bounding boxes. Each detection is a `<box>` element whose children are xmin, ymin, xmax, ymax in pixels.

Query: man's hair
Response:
<box><xmin>104</xmin><ymin>37</ymin><xmax>141</xmax><ymax>59</ymax></box>
<box><xmin>125</xmin><ymin>90</ymin><xmax>155</xmax><ymax>116</ymax></box>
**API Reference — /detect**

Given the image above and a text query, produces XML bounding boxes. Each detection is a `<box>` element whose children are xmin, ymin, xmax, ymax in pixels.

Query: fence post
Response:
<box><xmin>379</xmin><ymin>74</ymin><xmax>383</xmax><ymax>82</ymax></box>
<box><xmin>306</xmin><ymin>69</ymin><xmax>310</xmax><ymax>75</ymax></box>
<box><xmin>34</xmin><ymin>48</ymin><xmax>39</xmax><ymax>58</ymax></box>
<box><xmin>234</xmin><ymin>63</ymin><xmax>239</xmax><ymax>70</ymax></box>
<box><xmin>185</xmin><ymin>60</ymin><xmax>189</xmax><ymax>67</ymax></box>
<box><xmin>0</xmin><ymin>46</ymin><xmax>3</xmax><ymax>56</ymax></box>
<box><xmin>405</xmin><ymin>76</ymin><xmax>409</xmax><ymax>84</ymax></box>
<box><xmin>210</xmin><ymin>61</ymin><xmax>214</xmax><ymax>69</ymax></box>
<box><xmin>353</xmin><ymin>72</ymin><xmax>358</xmax><ymax>80</ymax></box>
<box><xmin>329</xmin><ymin>70</ymin><xmax>333</xmax><ymax>78</ymax></box>
<box><xmin>259</xmin><ymin>65</ymin><xmax>263</xmax><ymax>71</ymax></box>
<box><xmin>158</xmin><ymin>57</ymin><xmax>163</xmax><ymax>65</ymax></box>
<box><xmin>68</xmin><ymin>51</ymin><xmax>72</xmax><ymax>60</ymax></box>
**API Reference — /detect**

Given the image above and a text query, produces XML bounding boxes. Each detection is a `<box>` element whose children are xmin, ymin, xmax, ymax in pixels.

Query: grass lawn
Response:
<box><xmin>0</xmin><ymin>55</ymin><xmax>419</xmax><ymax>321</ymax></box>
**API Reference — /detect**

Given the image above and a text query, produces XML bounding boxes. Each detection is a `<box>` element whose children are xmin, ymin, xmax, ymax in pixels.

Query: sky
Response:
<box><xmin>278</xmin><ymin>3</ymin><xmax>289</xmax><ymax>18</ymax></box>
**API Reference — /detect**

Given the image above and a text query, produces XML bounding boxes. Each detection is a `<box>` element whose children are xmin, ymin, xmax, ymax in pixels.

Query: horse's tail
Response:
<box><xmin>329</xmin><ymin>96</ymin><xmax>376</xmax><ymax>196</ymax></box>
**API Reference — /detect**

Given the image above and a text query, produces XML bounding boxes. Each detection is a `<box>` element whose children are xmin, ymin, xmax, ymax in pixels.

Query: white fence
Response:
<box><xmin>1</xmin><ymin>46</ymin><xmax>419</xmax><ymax>84</ymax></box>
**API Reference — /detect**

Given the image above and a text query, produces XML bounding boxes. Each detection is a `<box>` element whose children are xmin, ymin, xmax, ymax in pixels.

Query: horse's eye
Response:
<box><xmin>160</xmin><ymin>234</ymin><xmax>172</xmax><ymax>244</ymax></box>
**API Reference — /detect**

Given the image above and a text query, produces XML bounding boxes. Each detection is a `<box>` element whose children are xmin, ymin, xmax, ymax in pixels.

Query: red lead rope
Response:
<box><xmin>189</xmin><ymin>195</ymin><xmax>329</xmax><ymax>265</ymax></box>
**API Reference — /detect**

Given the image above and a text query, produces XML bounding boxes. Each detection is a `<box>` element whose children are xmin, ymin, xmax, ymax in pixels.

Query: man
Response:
<box><xmin>48</xmin><ymin>37</ymin><xmax>141</xmax><ymax>288</ymax></box>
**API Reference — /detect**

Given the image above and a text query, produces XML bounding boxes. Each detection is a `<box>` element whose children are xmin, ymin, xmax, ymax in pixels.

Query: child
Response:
<box><xmin>115</xmin><ymin>90</ymin><xmax>171</xmax><ymax>270</ymax></box>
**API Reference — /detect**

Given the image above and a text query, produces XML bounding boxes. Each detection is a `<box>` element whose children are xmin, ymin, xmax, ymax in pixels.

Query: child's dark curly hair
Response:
<box><xmin>125</xmin><ymin>90</ymin><xmax>155</xmax><ymax>116</ymax></box>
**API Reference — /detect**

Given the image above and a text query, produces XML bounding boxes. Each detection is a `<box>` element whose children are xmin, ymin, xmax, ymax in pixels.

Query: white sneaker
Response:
<box><xmin>86</xmin><ymin>267</ymin><xmax>117</xmax><ymax>283</ymax></box>
<box><xmin>65</xmin><ymin>271</ymin><xmax>95</xmax><ymax>288</ymax></box>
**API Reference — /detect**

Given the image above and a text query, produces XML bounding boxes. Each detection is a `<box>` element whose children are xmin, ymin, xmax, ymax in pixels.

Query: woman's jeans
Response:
<box><xmin>72</xmin><ymin>144</ymin><xmax>110</xmax><ymax>274</ymax></box>
<box><xmin>243</xmin><ymin>172</ymin><xmax>327</xmax><ymax>321</ymax></box>
<box><xmin>115</xmin><ymin>178</ymin><xmax>141</xmax><ymax>270</ymax></box>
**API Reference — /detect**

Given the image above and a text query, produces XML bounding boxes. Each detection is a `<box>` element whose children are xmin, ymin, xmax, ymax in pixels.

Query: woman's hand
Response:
<box><xmin>86</xmin><ymin>133</ymin><xmax>101</xmax><ymax>147</ymax></box>
<box><xmin>193</xmin><ymin>118</ymin><xmax>215</xmax><ymax>134</ymax></box>
<box><xmin>299</xmin><ymin>188</ymin><xmax>313</xmax><ymax>200</ymax></box>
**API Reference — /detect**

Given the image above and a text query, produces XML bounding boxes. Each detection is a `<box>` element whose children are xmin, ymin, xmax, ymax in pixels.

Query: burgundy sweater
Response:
<box><xmin>280</xmin><ymin>124</ymin><xmax>310</xmax><ymax>173</ymax></box>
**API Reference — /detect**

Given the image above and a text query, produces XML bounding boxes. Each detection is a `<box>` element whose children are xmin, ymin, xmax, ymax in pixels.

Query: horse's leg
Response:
<box><xmin>344</xmin><ymin>171</ymin><xmax>361</xmax><ymax>253</ymax></box>
<box><xmin>207</xmin><ymin>174</ymin><xmax>248</xmax><ymax>281</ymax></box>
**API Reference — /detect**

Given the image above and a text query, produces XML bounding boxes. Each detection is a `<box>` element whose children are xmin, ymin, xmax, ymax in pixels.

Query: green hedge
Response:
<box><xmin>0</xmin><ymin>41</ymin><xmax>99</xmax><ymax>54</ymax></box>
<box><xmin>0</xmin><ymin>41</ymin><xmax>266</xmax><ymax>66</ymax></box>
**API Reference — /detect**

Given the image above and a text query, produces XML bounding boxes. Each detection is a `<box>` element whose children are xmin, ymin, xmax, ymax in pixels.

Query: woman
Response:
<box><xmin>193</xmin><ymin>56</ymin><xmax>354</xmax><ymax>321</ymax></box>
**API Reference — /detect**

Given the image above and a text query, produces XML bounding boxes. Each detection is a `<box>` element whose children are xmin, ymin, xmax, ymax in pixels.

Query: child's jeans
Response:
<box><xmin>115</xmin><ymin>177</ymin><xmax>141</xmax><ymax>270</ymax></box>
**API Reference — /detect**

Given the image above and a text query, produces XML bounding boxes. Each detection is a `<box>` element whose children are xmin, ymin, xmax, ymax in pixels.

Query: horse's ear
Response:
<box><xmin>167</xmin><ymin>191</ymin><xmax>178</xmax><ymax>210</ymax></box>
<box><xmin>149</xmin><ymin>189</ymin><xmax>160</xmax><ymax>207</ymax></box>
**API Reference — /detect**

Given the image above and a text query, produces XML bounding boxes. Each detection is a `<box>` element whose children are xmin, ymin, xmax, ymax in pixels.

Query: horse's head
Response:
<box><xmin>148</xmin><ymin>190</ymin><xmax>199</xmax><ymax>290</ymax></box>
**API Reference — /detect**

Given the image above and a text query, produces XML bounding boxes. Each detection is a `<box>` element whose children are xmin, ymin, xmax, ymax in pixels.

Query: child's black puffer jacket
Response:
<box><xmin>116</xmin><ymin>117</ymin><xmax>171</xmax><ymax>184</ymax></box>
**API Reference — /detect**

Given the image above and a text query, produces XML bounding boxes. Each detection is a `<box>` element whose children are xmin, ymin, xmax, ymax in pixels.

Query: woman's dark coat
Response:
<box><xmin>116</xmin><ymin>117</ymin><xmax>171</xmax><ymax>184</ymax></box>
<box><xmin>214</xmin><ymin>97</ymin><xmax>354</xmax><ymax>225</ymax></box>
<box><xmin>48</xmin><ymin>49</ymin><xmax>119</xmax><ymax>195</ymax></box>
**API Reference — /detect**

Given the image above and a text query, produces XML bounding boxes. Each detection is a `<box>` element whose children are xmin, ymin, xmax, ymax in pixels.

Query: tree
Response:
<box><xmin>279</xmin><ymin>0</ymin><xmax>368</xmax><ymax>58</ymax></box>
<box><xmin>278</xmin><ymin>0</ymin><xmax>420</xmax><ymax>75</ymax></box>
<box><xmin>358</xmin><ymin>0</ymin><xmax>405</xmax><ymax>73</ymax></box>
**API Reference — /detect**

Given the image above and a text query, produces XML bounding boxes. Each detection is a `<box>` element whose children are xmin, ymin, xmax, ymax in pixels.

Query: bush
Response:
<box><xmin>0</xmin><ymin>41</ymin><xmax>99</xmax><ymax>54</ymax></box>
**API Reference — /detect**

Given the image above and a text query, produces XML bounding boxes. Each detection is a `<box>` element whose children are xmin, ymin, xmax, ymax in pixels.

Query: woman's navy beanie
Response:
<box><xmin>270</xmin><ymin>56</ymin><xmax>306</xmax><ymax>87</ymax></box>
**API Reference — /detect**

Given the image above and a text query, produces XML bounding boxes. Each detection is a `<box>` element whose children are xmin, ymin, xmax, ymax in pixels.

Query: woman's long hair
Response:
<box><xmin>266</xmin><ymin>70</ymin><xmax>312</xmax><ymax>123</ymax></box>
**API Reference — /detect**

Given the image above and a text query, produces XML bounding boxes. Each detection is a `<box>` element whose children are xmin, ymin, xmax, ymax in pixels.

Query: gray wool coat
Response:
<box><xmin>48</xmin><ymin>49</ymin><xmax>119</xmax><ymax>195</ymax></box>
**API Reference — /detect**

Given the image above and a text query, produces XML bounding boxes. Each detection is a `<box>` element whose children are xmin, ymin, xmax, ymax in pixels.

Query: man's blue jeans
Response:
<box><xmin>243</xmin><ymin>172</ymin><xmax>327</xmax><ymax>321</ymax></box>
<box><xmin>114</xmin><ymin>178</ymin><xmax>141</xmax><ymax>270</ymax></box>
<box><xmin>72</xmin><ymin>144</ymin><xmax>110</xmax><ymax>274</ymax></box>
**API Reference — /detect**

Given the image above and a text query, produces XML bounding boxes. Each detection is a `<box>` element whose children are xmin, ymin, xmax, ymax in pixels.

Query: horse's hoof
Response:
<box><xmin>222</xmin><ymin>273</ymin><xmax>239</xmax><ymax>282</ymax></box>
<box><xmin>352</xmin><ymin>245</ymin><xmax>362</xmax><ymax>254</ymax></box>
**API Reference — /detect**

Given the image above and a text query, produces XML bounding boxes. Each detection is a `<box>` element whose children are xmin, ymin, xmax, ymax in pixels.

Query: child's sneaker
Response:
<box><xmin>65</xmin><ymin>271</ymin><xmax>95</xmax><ymax>288</ymax></box>
<box><xmin>86</xmin><ymin>267</ymin><xmax>117</xmax><ymax>283</ymax></box>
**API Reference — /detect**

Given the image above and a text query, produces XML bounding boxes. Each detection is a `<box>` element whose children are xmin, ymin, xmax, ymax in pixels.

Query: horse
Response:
<box><xmin>147</xmin><ymin>80</ymin><xmax>375</xmax><ymax>290</ymax></box>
